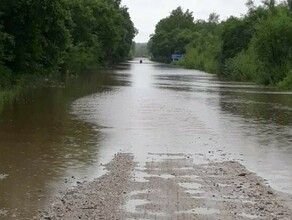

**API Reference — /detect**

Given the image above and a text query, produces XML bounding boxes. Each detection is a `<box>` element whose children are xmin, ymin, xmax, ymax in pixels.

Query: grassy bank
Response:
<box><xmin>0</xmin><ymin>69</ymin><xmax>85</xmax><ymax>113</ymax></box>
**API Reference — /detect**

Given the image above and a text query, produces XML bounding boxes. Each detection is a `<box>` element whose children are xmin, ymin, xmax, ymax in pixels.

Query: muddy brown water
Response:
<box><xmin>0</xmin><ymin>59</ymin><xmax>292</xmax><ymax>219</ymax></box>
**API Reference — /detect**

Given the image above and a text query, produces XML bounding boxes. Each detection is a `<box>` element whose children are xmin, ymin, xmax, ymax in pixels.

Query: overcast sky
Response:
<box><xmin>121</xmin><ymin>0</ymin><xmax>262</xmax><ymax>42</ymax></box>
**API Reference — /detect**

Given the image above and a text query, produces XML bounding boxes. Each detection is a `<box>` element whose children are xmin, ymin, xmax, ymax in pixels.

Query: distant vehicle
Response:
<box><xmin>140</xmin><ymin>59</ymin><xmax>143</xmax><ymax>63</ymax></box>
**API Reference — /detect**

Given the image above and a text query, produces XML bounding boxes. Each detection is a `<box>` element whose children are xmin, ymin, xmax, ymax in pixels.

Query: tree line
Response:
<box><xmin>0</xmin><ymin>0</ymin><xmax>136</xmax><ymax>89</ymax></box>
<box><xmin>133</xmin><ymin>43</ymin><xmax>149</xmax><ymax>57</ymax></box>
<box><xmin>148</xmin><ymin>0</ymin><xmax>292</xmax><ymax>89</ymax></box>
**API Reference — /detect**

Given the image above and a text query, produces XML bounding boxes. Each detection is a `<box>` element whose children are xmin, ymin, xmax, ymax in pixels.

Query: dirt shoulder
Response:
<box><xmin>40</xmin><ymin>153</ymin><xmax>135</xmax><ymax>219</ymax></box>
<box><xmin>40</xmin><ymin>153</ymin><xmax>292</xmax><ymax>219</ymax></box>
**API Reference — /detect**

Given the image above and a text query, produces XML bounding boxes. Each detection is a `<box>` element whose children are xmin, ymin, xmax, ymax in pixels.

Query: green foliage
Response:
<box><xmin>0</xmin><ymin>0</ymin><xmax>72</xmax><ymax>74</ymax></box>
<box><xmin>175</xmin><ymin>13</ymin><xmax>221</xmax><ymax>74</ymax></box>
<box><xmin>0</xmin><ymin>66</ymin><xmax>13</xmax><ymax>89</ymax></box>
<box><xmin>287</xmin><ymin>0</ymin><xmax>292</xmax><ymax>13</ymax></box>
<box><xmin>250</xmin><ymin>13</ymin><xmax>292</xmax><ymax>84</ymax></box>
<box><xmin>220</xmin><ymin>17</ymin><xmax>254</xmax><ymax>72</ymax></box>
<box><xmin>149</xmin><ymin>7</ymin><xmax>194</xmax><ymax>63</ymax></box>
<box><xmin>225</xmin><ymin>9</ymin><xmax>292</xmax><ymax>86</ymax></box>
<box><xmin>277</xmin><ymin>70</ymin><xmax>292</xmax><ymax>89</ymax></box>
<box><xmin>224</xmin><ymin>48</ymin><xmax>263</xmax><ymax>82</ymax></box>
<box><xmin>0</xmin><ymin>0</ymin><xmax>136</xmax><ymax>92</ymax></box>
<box><xmin>178</xmin><ymin>30</ymin><xmax>221</xmax><ymax>74</ymax></box>
<box><xmin>151</xmin><ymin>2</ymin><xmax>292</xmax><ymax>89</ymax></box>
<box><xmin>67</xmin><ymin>0</ymin><xmax>136</xmax><ymax>67</ymax></box>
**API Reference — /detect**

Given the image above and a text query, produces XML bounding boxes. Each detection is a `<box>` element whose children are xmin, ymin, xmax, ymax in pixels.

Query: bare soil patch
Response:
<box><xmin>40</xmin><ymin>153</ymin><xmax>292</xmax><ymax>219</ymax></box>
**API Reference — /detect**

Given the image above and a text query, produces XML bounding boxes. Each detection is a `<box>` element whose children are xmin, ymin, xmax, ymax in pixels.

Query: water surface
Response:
<box><xmin>0</xmin><ymin>59</ymin><xmax>292</xmax><ymax>219</ymax></box>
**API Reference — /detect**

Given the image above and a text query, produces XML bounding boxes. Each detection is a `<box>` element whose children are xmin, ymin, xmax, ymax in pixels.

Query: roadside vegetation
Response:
<box><xmin>0</xmin><ymin>0</ymin><xmax>136</xmax><ymax>96</ymax></box>
<box><xmin>148</xmin><ymin>0</ymin><xmax>292</xmax><ymax>89</ymax></box>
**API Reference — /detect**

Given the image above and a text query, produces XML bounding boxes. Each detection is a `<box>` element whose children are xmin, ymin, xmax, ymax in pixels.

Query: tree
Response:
<box><xmin>149</xmin><ymin>6</ymin><xmax>194</xmax><ymax>62</ymax></box>
<box><xmin>0</xmin><ymin>0</ymin><xmax>136</xmax><ymax>89</ymax></box>
<box><xmin>250</xmin><ymin>13</ymin><xmax>292</xmax><ymax>84</ymax></box>
<box><xmin>177</xmin><ymin>13</ymin><xmax>222</xmax><ymax>73</ymax></box>
<box><xmin>0</xmin><ymin>25</ymin><xmax>14</xmax><ymax>88</ymax></box>
<box><xmin>0</xmin><ymin>0</ymin><xmax>71</xmax><ymax>74</ymax></box>
<box><xmin>220</xmin><ymin>17</ymin><xmax>253</xmax><ymax>70</ymax></box>
<box><xmin>246</xmin><ymin>0</ymin><xmax>256</xmax><ymax>12</ymax></box>
<box><xmin>208</xmin><ymin>12</ymin><xmax>220</xmax><ymax>24</ymax></box>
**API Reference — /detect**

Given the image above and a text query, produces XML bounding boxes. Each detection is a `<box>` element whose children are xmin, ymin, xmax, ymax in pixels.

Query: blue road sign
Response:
<box><xmin>172</xmin><ymin>54</ymin><xmax>183</xmax><ymax>60</ymax></box>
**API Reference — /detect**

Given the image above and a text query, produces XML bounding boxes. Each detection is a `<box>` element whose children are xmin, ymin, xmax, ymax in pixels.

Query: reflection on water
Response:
<box><xmin>1</xmin><ymin>60</ymin><xmax>292</xmax><ymax>219</ymax></box>
<box><xmin>0</xmin><ymin>69</ymin><xmax>118</xmax><ymax>219</ymax></box>
<box><xmin>72</xmin><ymin>59</ymin><xmax>292</xmax><ymax>195</ymax></box>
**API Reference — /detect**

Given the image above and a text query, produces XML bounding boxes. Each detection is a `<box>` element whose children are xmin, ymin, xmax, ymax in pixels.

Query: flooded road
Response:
<box><xmin>1</xmin><ymin>59</ymin><xmax>292</xmax><ymax>219</ymax></box>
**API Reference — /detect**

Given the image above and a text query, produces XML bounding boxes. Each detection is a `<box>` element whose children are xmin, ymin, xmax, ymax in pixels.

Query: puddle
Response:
<box><xmin>150</xmin><ymin>155</ymin><xmax>186</xmax><ymax>161</ymax></box>
<box><xmin>0</xmin><ymin>174</ymin><xmax>8</xmax><ymax>180</ymax></box>
<box><xmin>148</xmin><ymin>153</ymin><xmax>186</xmax><ymax>160</ymax></box>
<box><xmin>193</xmin><ymin>207</ymin><xmax>220</xmax><ymax>215</ymax></box>
<box><xmin>158</xmin><ymin>174</ymin><xmax>175</xmax><ymax>179</ymax></box>
<box><xmin>178</xmin><ymin>182</ymin><xmax>202</xmax><ymax>189</ymax></box>
<box><xmin>133</xmin><ymin>170</ymin><xmax>175</xmax><ymax>182</ymax></box>
<box><xmin>176</xmin><ymin>167</ymin><xmax>194</xmax><ymax>171</ymax></box>
<box><xmin>124</xmin><ymin>199</ymin><xmax>150</xmax><ymax>213</ymax></box>
<box><xmin>124</xmin><ymin>198</ymin><xmax>167</xmax><ymax>217</ymax></box>
<box><xmin>176</xmin><ymin>207</ymin><xmax>220</xmax><ymax>215</ymax></box>
<box><xmin>129</xmin><ymin>190</ymin><xmax>150</xmax><ymax>197</ymax></box>
<box><xmin>242</xmin><ymin>200</ymin><xmax>256</xmax><ymax>205</ymax></box>
<box><xmin>132</xmin><ymin>171</ymin><xmax>152</xmax><ymax>182</ymax></box>
<box><xmin>179</xmin><ymin>175</ymin><xmax>200</xmax><ymax>179</ymax></box>
<box><xmin>185</xmin><ymin>189</ymin><xmax>205</xmax><ymax>194</ymax></box>
<box><xmin>218</xmin><ymin>183</ymin><xmax>230</xmax><ymax>187</ymax></box>
<box><xmin>239</xmin><ymin>213</ymin><xmax>261</xmax><ymax>219</ymax></box>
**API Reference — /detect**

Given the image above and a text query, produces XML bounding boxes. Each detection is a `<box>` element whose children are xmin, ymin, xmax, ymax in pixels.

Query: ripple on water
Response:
<box><xmin>239</xmin><ymin>213</ymin><xmax>262</xmax><ymax>219</ymax></box>
<box><xmin>0</xmin><ymin>174</ymin><xmax>8</xmax><ymax>180</ymax></box>
<box><xmin>178</xmin><ymin>182</ymin><xmax>205</xmax><ymax>195</ymax></box>
<box><xmin>124</xmin><ymin>199</ymin><xmax>150</xmax><ymax>213</ymax></box>
<box><xmin>0</xmin><ymin>209</ymin><xmax>8</xmax><ymax>217</ymax></box>
<box><xmin>133</xmin><ymin>169</ymin><xmax>176</xmax><ymax>182</ymax></box>
<box><xmin>178</xmin><ymin>182</ymin><xmax>202</xmax><ymax>189</ymax></box>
